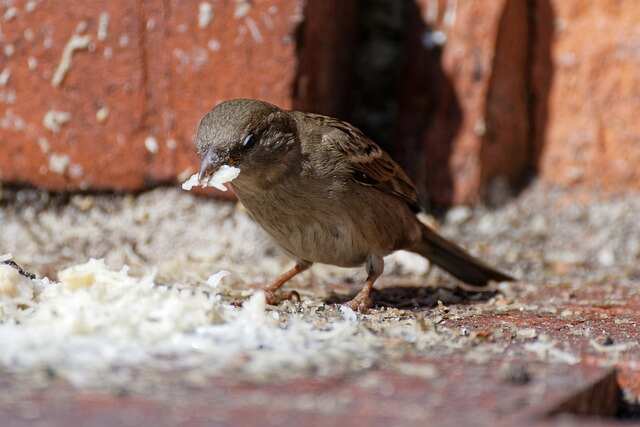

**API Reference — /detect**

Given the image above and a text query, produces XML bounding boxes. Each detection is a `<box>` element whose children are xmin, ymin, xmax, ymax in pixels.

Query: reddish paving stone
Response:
<box><xmin>0</xmin><ymin>362</ymin><xmax>626</xmax><ymax>427</ymax></box>
<box><xmin>0</xmin><ymin>1</ymin><xmax>357</xmax><ymax>192</ymax></box>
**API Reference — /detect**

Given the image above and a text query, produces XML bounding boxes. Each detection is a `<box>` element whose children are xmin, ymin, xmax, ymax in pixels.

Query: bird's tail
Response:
<box><xmin>410</xmin><ymin>223</ymin><xmax>514</xmax><ymax>287</ymax></box>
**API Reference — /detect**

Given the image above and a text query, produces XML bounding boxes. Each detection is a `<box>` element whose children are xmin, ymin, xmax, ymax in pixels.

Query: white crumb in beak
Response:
<box><xmin>181</xmin><ymin>165</ymin><xmax>241</xmax><ymax>191</ymax></box>
<box><xmin>181</xmin><ymin>174</ymin><xmax>201</xmax><ymax>191</ymax></box>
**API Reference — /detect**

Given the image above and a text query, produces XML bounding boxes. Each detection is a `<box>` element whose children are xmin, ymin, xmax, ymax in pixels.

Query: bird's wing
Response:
<box><xmin>303</xmin><ymin>113</ymin><xmax>421</xmax><ymax>212</ymax></box>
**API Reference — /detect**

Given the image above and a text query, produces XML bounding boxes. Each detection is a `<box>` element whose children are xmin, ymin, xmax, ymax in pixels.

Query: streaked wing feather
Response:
<box><xmin>306</xmin><ymin>113</ymin><xmax>421</xmax><ymax>212</ymax></box>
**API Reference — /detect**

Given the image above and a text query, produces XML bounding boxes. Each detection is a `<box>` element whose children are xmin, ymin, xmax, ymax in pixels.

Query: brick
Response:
<box><xmin>0</xmin><ymin>1</ymin><xmax>357</xmax><ymax>191</ymax></box>
<box><xmin>537</xmin><ymin>1</ymin><xmax>640</xmax><ymax>192</ymax></box>
<box><xmin>397</xmin><ymin>0</ymin><xmax>531</xmax><ymax>205</ymax></box>
<box><xmin>0</xmin><ymin>0</ymin><xmax>147</xmax><ymax>190</ymax></box>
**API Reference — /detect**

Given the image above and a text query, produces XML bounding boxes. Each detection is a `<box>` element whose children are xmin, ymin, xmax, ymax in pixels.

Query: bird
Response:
<box><xmin>195</xmin><ymin>99</ymin><xmax>514</xmax><ymax>312</ymax></box>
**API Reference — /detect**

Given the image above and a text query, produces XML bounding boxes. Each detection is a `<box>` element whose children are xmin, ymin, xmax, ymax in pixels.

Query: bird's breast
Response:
<box><xmin>231</xmin><ymin>178</ymin><xmax>421</xmax><ymax>268</ymax></box>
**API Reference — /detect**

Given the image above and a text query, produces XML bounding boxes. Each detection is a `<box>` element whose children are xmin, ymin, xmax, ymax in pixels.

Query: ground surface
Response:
<box><xmin>0</xmin><ymin>182</ymin><xmax>639</xmax><ymax>426</ymax></box>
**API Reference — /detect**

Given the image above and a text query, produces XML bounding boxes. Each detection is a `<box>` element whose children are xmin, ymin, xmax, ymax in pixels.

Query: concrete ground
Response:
<box><xmin>0</xmin><ymin>181</ymin><xmax>638</xmax><ymax>426</ymax></box>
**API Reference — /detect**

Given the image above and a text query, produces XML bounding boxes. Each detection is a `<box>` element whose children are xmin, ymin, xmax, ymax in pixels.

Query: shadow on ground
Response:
<box><xmin>326</xmin><ymin>284</ymin><xmax>496</xmax><ymax>310</ymax></box>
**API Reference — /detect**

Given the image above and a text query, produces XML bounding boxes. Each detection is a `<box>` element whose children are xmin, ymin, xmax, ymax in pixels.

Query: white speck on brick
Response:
<box><xmin>3</xmin><ymin>7</ymin><xmax>17</xmax><ymax>22</ymax></box>
<box><xmin>0</xmin><ymin>110</ymin><xmax>26</xmax><ymax>131</ymax></box>
<box><xmin>245</xmin><ymin>17</ymin><xmax>262</xmax><ymax>43</ymax></box>
<box><xmin>0</xmin><ymin>68</ymin><xmax>10</xmax><ymax>86</ymax></box>
<box><xmin>443</xmin><ymin>0</ymin><xmax>457</xmax><ymax>28</ymax></box>
<box><xmin>166</xmin><ymin>139</ymin><xmax>177</xmax><ymax>150</ymax></box>
<box><xmin>25</xmin><ymin>0</ymin><xmax>39</xmax><ymax>13</ymax></box>
<box><xmin>51</xmin><ymin>34</ymin><xmax>91</xmax><ymax>87</ymax></box>
<box><xmin>145</xmin><ymin>136</ymin><xmax>159</xmax><ymax>154</ymax></box>
<box><xmin>198</xmin><ymin>2</ymin><xmax>213</xmax><ymax>29</ymax></box>
<box><xmin>43</xmin><ymin>36</ymin><xmax>53</xmax><ymax>49</ymax></box>
<box><xmin>425</xmin><ymin>0</ymin><xmax>438</xmax><ymax>23</ymax></box>
<box><xmin>97</xmin><ymin>12</ymin><xmax>109</xmax><ymax>41</ymax></box>
<box><xmin>0</xmin><ymin>89</ymin><xmax>16</xmax><ymax>104</ymax></box>
<box><xmin>4</xmin><ymin>44</ymin><xmax>15</xmax><ymax>57</ymax></box>
<box><xmin>37</xmin><ymin>137</ymin><xmax>50</xmax><ymax>153</ymax></box>
<box><xmin>24</xmin><ymin>28</ymin><xmax>35</xmax><ymax>41</ymax></box>
<box><xmin>261</xmin><ymin>13</ymin><xmax>274</xmax><ymax>30</ymax></box>
<box><xmin>69</xmin><ymin>163</ymin><xmax>84</xmax><ymax>178</ymax></box>
<box><xmin>96</xmin><ymin>106</ymin><xmax>109</xmax><ymax>123</ymax></box>
<box><xmin>146</xmin><ymin>18</ymin><xmax>156</xmax><ymax>31</ymax></box>
<box><xmin>118</xmin><ymin>34</ymin><xmax>129</xmax><ymax>47</ymax></box>
<box><xmin>103</xmin><ymin>46</ymin><xmax>113</xmax><ymax>59</ymax></box>
<box><xmin>234</xmin><ymin>0</ymin><xmax>251</xmax><ymax>19</ymax></box>
<box><xmin>473</xmin><ymin>119</ymin><xmax>487</xmax><ymax>136</ymax></box>
<box><xmin>43</xmin><ymin>110</ymin><xmax>71</xmax><ymax>133</ymax></box>
<box><xmin>48</xmin><ymin>153</ymin><xmax>70</xmax><ymax>175</ymax></box>
<box><xmin>75</xmin><ymin>20</ymin><xmax>89</xmax><ymax>34</ymax></box>
<box><xmin>422</xmin><ymin>30</ymin><xmax>447</xmax><ymax>48</ymax></box>
<box><xmin>207</xmin><ymin>39</ymin><xmax>220</xmax><ymax>51</ymax></box>
<box><xmin>192</xmin><ymin>47</ymin><xmax>209</xmax><ymax>69</ymax></box>
<box><xmin>27</xmin><ymin>56</ymin><xmax>38</xmax><ymax>70</ymax></box>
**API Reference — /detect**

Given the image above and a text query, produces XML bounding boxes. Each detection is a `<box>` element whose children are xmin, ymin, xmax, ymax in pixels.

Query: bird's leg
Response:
<box><xmin>263</xmin><ymin>260</ymin><xmax>311</xmax><ymax>305</ymax></box>
<box><xmin>345</xmin><ymin>255</ymin><xmax>384</xmax><ymax>313</ymax></box>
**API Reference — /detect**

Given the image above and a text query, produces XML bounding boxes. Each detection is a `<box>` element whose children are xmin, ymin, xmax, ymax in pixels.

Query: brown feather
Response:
<box><xmin>300</xmin><ymin>113</ymin><xmax>422</xmax><ymax>212</ymax></box>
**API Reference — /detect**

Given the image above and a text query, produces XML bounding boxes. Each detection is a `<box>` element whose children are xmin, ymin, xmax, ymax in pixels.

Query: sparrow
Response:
<box><xmin>195</xmin><ymin>99</ymin><xmax>513</xmax><ymax>312</ymax></box>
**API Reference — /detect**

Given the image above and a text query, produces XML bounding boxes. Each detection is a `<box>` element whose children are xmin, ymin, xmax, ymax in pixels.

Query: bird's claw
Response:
<box><xmin>344</xmin><ymin>294</ymin><xmax>373</xmax><ymax>313</ymax></box>
<box><xmin>264</xmin><ymin>289</ymin><xmax>300</xmax><ymax>306</ymax></box>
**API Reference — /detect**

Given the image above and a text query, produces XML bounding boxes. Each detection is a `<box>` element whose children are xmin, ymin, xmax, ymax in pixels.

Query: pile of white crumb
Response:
<box><xmin>0</xmin><ymin>257</ymin><xmax>377</xmax><ymax>388</ymax></box>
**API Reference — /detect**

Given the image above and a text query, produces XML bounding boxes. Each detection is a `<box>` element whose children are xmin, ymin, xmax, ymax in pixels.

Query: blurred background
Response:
<box><xmin>2</xmin><ymin>0</ymin><xmax>638</xmax><ymax>206</ymax></box>
<box><xmin>1</xmin><ymin>1</ymin><xmax>640</xmax><ymax>425</ymax></box>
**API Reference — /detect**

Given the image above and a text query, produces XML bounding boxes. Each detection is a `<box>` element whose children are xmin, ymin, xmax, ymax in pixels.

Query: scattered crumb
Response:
<box><xmin>516</xmin><ymin>328</ymin><xmax>538</xmax><ymax>340</ymax></box>
<box><xmin>525</xmin><ymin>338</ymin><xmax>580</xmax><ymax>365</ymax></box>
<box><xmin>339</xmin><ymin>305</ymin><xmax>358</xmax><ymax>322</ymax></box>
<box><xmin>206</xmin><ymin>270</ymin><xmax>230</xmax><ymax>290</ymax></box>
<box><xmin>392</xmin><ymin>362</ymin><xmax>438</xmax><ymax>380</ymax></box>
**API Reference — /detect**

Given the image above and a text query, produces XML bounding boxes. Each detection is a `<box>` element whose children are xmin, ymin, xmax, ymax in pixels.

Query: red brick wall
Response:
<box><xmin>0</xmin><ymin>0</ymin><xmax>356</xmax><ymax>191</ymax></box>
<box><xmin>1</xmin><ymin>0</ymin><xmax>639</xmax><ymax>203</ymax></box>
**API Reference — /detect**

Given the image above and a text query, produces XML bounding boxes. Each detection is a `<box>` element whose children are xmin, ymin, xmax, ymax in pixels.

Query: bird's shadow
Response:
<box><xmin>325</xmin><ymin>284</ymin><xmax>496</xmax><ymax>310</ymax></box>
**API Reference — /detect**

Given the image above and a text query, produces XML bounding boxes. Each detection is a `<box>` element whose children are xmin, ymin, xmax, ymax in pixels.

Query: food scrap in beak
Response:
<box><xmin>182</xmin><ymin>165</ymin><xmax>241</xmax><ymax>192</ymax></box>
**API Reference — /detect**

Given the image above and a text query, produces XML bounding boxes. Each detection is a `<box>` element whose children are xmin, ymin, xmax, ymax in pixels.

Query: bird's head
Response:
<box><xmin>195</xmin><ymin>99</ymin><xmax>298</xmax><ymax>186</ymax></box>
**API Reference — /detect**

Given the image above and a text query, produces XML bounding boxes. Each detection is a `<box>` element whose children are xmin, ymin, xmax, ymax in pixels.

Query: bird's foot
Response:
<box><xmin>264</xmin><ymin>289</ymin><xmax>301</xmax><ymax>306</ymax></box>
<box><xmin>344</xmin><ymin>293</ymin><xmax>373</xmax><ymax>313</ymax></box>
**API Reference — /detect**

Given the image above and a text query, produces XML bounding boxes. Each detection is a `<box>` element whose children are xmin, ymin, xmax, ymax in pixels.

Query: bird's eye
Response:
<box><xmin>242</xmin><ymin>134</ymin><xmax>256</xmax><ymax>149</ymax></box>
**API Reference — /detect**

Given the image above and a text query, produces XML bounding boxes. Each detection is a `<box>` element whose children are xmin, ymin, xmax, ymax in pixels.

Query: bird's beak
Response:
<box><xmin>198</xmin><ymin>148</ymin><xmax>223</xmax><ymax>181</ymax></box>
